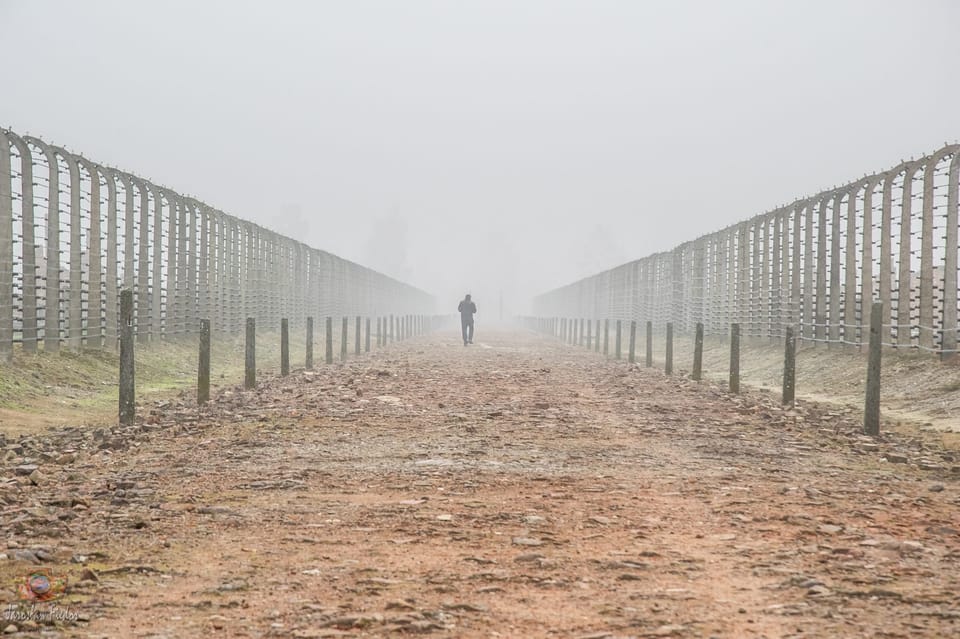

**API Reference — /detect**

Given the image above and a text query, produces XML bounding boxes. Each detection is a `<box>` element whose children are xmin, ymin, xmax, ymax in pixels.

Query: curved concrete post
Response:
<box><xmin>183</xmin><ymin>198</ymin><xmax>207</xmax><ymax>335</ymax></box>
<box><xmin>127</xmin><ymin>176</ymin><xmax>152</xmax><ymax>343</ymax></box>
<box><xmin>0</xmin><ymin>131</ymin><xmax>13</xmax><ymax>360</ymax></box>
<box><xmin>166</xmin><ymin>193</ymin><xmax>179</xmax><ymax>336</ymax></box>
<box><xmin>182</xmin><ymin>199</ymin><xmax>196</xmax><ymax>334</ymax></box>
<box><xmin>814</xmin><ymin>194</ymin><xmax>830</xmax><ymax>343</ymax></box>
<box><xmin>801</xmin><ymin>199</ymin><xmax>815</xmax><ymax>339</ymax></box>
<box><xmin>770</xmin><ymin>208</ymin><xmax>783</xmax><ymax>338</ymax></box>
<box><xmin>25</xmin><ymin>137</ymin><xmax>62</xmax><ymax>351</ymax></box>
<box><xmin>149</xmin><ymin>185</ymin><xmax>165</xmax><ymax>340</ymax></box>
<box><xmin>76</xmin><ymin>156</ymin><xmax>103</xmax><ymax>349</ymax></box>
<box><xmin>897</xmin><ymin>163</ymin><xmax>921</xmax><ymax>346</ymax></box>
<box><xmin>943</xmin><ymin>150</ymin><xmax>960</xmax><ymax>358</ymax></box>
<box><xmin>790</xmin><ymin>201</ymin><xmax>807</xmax><ymax>332</ymax></box>
<box><xmin>920</xmin><ymin>146</ymin><xmax>959</xmax><ymax>350</ymax></box>
<box><xmin>758</xmin><ymin>215</ymin><xmax>770</xmax><ymax>338</ymax></box>
<box><xmin>843</xmin><ymin>182</ymin><xmax>862</xmax><ymax>347</ymax></box>
<box><xmin>115</xmin><ymin>171</ymin><xmax>136</xmax><ymax>293</ymax></box>
<box><xmin>859</xmin><ymin>173</ymin><xmax>884</xmax><ymax>350</ymax></box>
<box><xmin>53</xmin><ymin>149</ymin><xmax>85</xmax><ymax>350</ymax></box>
<box><xmin>7</xmin><ymin>133</ymin><xmax>37</xmax><ymax>352</ymax></box>
<box><xmin>101</xmin><ymin>167</ymin><xmax>119</xmax><ymax>350</ymax></box>
<box><xmin>176</xmin><ymin>194</ymin><xmax>194</xmax><ymax>335</ymax></box>
<box><xmin>879</xmin><ymin>163</ymin><xmax>908</xmax><ymax>332</ymax></box>
<box><xmin>193</xmin><ymin>200</ymin><xmax>209</xmax><ymax>330</ymax></box>
<box><xmin>828</xmin><ymin>191</ymin><xmax>843</xmax><ymax>348</ymax></box>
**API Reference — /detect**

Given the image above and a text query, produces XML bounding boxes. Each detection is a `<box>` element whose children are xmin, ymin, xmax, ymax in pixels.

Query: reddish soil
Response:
<box><xmin>1</xmin><ymin>331</ymin><xmax>958</xmax><ymax>638</ymax></box>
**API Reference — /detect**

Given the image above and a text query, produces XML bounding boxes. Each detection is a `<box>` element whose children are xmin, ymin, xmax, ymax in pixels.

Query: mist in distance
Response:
<box><xmin>2</xmin><ymin>0</ymin><xmax>958</xmax><ymax>316</ymax></box>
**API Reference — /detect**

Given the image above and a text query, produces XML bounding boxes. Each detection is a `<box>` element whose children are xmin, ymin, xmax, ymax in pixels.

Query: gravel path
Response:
<box><xmin>1</xmin><ymin>330</ymin><xmax>958</xmax><ymax>638</ymax></box>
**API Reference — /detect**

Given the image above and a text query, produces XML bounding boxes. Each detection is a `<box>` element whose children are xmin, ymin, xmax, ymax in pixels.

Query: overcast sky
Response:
<box><xmin>2</xmin><ymin>1</ymin><xmax>959</xmax><ymax>315</ymax></box>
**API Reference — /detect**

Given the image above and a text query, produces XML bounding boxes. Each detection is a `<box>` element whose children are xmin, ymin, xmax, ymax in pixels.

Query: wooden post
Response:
<box><xmin>665</xmin><ymin>322</ymin><xmax>674</xmax><ymax>375</ymax></box>
<box><xmin>692</xmin><ymin>322</ymin><xmax>703</xmax><ymax>381</ymax></box>
<box><xmin>645</xmin><ymin>320</ymin><xmax>653</xmax><ymax>367</ymax></box>
<box><xmin>628</xmin><ymin>320</ymin><xmax>637</xmax><ymax>363</ymax></box>
<box><xmin>729</xmin><ymin>322</ymin><xmax>740</xmax><ymax>394</ymax></box>
<box><xmin>782</xmin><ymin>326</ymin><xmax>796</xmax><ymax>406</ymax></box>
<box><xmin>281</xmin><ymin>318</ymin><xmax>290</xmax><ymax>376</ymax></box>
<box><xmin>305</xmin><ymin>316</ymin><xmax>314</xmax><ymax>370</ymax></box>
<box><xmin>365</xmin><ymin>317</ymin><xmax>371</xmax><ymax>352</ymax></box>
<box><xmin>864</xmin><ymin>302</ymin><xmax>882</xmax><ymax>436</ymax></box>
<box><xmin>119</xmin><ymin>290</ymin><xmax>135</xmax><ymax>424</ymax></box>
<box><xmin>603</xmin><ymin>320</ymin><xmax>609</xmax><ymax>356</ymax></box>
<box><xmin>355</xmin><ymin>316</ymin><xmax>361</xmax><ymax>355</ymax></box>
<box><xmin>325</xmin><ymin>317</ymin><xmax>333</xmax><ymax>364</ymax></box>
<box><xmin>341</xmin><ymin>317</ymin><xmax>348</xmax><ymax>360</ymax></box>
<box><xmin>615</xmin><ymin>320</ymin><xmax>622</xmax><ymax>360</ymax></box>
<box><xmin>198</xmin><ymin>319</ymin><xmax>210</xmax><ymax>404</ymax></box>
<box><xmin>244</xmin><ymin>317</ymin><xmax>256</xmax><ymax>389</ymax></box>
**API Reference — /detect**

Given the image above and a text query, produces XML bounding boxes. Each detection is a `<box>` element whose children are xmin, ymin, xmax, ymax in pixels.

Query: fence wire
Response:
<box><xmin>0</xmin><ymin>129</ymin><xmax>434</xmax><ymax>359</ymax></box>
<box><xmin>533</xmin><ymin>145</ymin><xmax>960</xmax><ymax>359</ymax></box>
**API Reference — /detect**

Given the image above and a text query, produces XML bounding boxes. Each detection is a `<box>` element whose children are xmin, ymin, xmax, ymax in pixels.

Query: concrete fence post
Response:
<box><xmin>365</xmin><ymin>317</ymin><xmax>371</xmax><ymax>352</ymax></box>
<box><xmin>341</xmin><ymin>316</ymin><xmax>348</xmax><ymax>360</ymax></box>
<box><xmin>603</xmin><ymin>320</ymin><xmax>609</xmax><ymax>356</ymax></box>
<box><xmin>628</xmin><ymin>320</ymin><xmax>637</xmax><ymax>363</ymax></box>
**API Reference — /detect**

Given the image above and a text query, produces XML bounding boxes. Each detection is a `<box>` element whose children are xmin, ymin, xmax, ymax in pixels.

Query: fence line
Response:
<box><xmin>533</xmin><ymin>144</ymin><xmax>960</xmax><ymax>359</ymax></box>
<box><xmin>0</xmin><ymin>128</ymin><xmax>434</xmax><ymax>360</ymax></box>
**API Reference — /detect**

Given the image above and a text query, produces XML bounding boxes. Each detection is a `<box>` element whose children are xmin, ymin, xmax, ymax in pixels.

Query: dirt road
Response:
<box><xmin>1</xmin><ymin>331</ymin><xmax>958</xmax><ymax>638</ymax></box>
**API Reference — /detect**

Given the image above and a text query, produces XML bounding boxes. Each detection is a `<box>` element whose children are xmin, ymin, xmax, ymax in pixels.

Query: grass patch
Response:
<box><xmin>0</xmin><ymin>323</ymin><xmax>355</xmax><ymax>436</ymax></box>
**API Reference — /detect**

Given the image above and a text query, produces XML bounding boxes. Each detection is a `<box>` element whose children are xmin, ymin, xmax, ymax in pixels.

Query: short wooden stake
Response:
<box><xmin>198</xmin><ymin>319</ymin><xmax>210</xmax><ymax>404</ymax></box>
<box><xmin>782</xmin><ymin>327</ymin><xmax>796</xmax><ymax>406</ymax></box>
<box><xmin>244</xmin><ymin>317</ymin><xmax>256</xmax><ymax>389</ymax></box>
<box><xmin>864</xmin><ymin>303</ymin><xmax>882</xmax><ymax>436</ymax></box>
<box><xmin>645</xmin><ymin>320</ymin><xmax>653</xmax><ymax>367</ymax></box>
<box><xmin>119</xmin><ymin>289</ymin><xmax>135</xmax><ymax>424</ymax></box>
<box><xmin>665</xmin><ymin>322</ymin><xmax>674</xmax><ymax>375</ymax></box>
<box><xmin>305</xmin><ymin>316</ymin><xmax>314</xmax><ymax>369</ymax></box>
<box><xmin>692</xmin><ymin>322</ymin><xmax>703</xmax><ymax>381</ymax></box>
<box><xmin>281</xmin><ymin>318</ymin><xmax>289</xmax><ymax>376</ymax></box>
<box><xmin>325</xmin><ymin>317</ymin><xmax>333</xmax><ymax>364</ymax></box>
<box><xmin>729</xmin><ymin>322</ymin><xmax>740</xmax><ymax>394</ymax></box>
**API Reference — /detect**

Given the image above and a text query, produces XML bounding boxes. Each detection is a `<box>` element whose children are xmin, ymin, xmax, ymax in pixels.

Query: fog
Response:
<box><xmin>3</xmin><ymin>0</ymin><xmax>959</xmax><ymax>316</ymax></box>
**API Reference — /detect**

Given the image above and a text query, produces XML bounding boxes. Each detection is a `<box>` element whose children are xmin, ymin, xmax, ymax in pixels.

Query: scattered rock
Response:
<box><xmin>512</xmin><ymin>537</ymin><xmax>543</xmax><ymax>547</ymax></box>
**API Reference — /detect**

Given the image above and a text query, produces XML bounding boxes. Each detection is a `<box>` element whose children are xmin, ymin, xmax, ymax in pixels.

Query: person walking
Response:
<box><xmin>458</xmin><ymin>294</ymin><xmax>477</xmax><ymax>346</ymax></box>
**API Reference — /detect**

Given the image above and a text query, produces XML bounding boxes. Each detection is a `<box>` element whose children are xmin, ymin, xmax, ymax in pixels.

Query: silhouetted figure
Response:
<box><xmin>458</xmin><ymin>294</ymin><xmax>477</xmax><ymax>346</ymax></box>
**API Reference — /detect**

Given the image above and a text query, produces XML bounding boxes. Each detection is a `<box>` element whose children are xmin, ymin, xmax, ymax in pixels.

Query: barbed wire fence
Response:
<box><xmin>0</xmin><ymin>128</ymin><xmax>435</xmax><ymax>361</ymax></box>
<box><xmin>531</xmin><ymin>144</ymin><xmax>959</xmax><ymax>360</ymax></box>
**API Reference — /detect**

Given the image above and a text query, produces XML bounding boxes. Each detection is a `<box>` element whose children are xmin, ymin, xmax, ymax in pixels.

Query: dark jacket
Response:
<box><xmin>458</xmin><ymin>299</ymin><xmax>477</xmax><ymax>321</ymax></box>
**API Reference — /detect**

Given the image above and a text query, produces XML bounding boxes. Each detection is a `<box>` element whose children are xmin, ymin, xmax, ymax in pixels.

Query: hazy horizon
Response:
<box><xmin>3</xmin><ymin>0</ymin><xmax>958</xmax><ymax>315</ymax></box>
